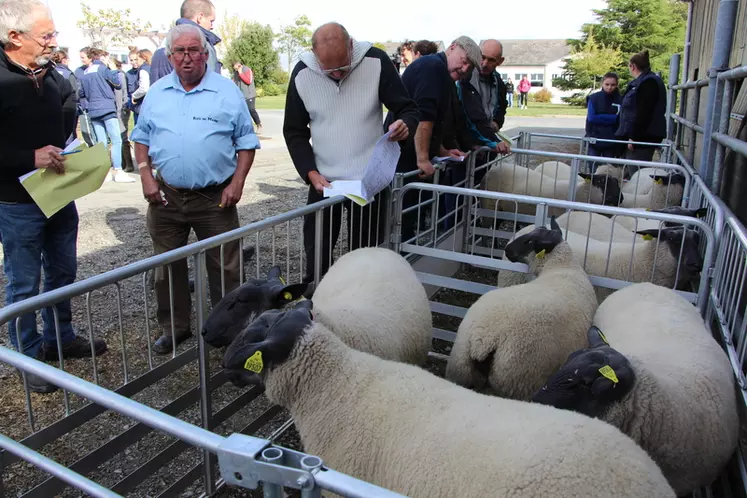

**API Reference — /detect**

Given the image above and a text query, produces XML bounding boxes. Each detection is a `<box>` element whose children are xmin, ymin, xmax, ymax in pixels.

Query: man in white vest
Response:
<box><xmin>283</xmin><ymin>22</ymin><xmax>420</xmax><ymax>283</ymax></box>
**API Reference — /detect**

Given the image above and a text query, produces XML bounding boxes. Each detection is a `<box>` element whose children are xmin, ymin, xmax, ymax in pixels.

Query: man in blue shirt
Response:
<box><xmin>131</xmin><ymin>24</ymin><xmax>260</xmax><ymax>354</ymax></box>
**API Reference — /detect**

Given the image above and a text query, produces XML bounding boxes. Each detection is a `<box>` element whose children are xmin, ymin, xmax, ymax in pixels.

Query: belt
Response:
<box><xmin>159</xmin><ymin>176</ymin><xmax>232</xmax><ymax>195</ymax></box>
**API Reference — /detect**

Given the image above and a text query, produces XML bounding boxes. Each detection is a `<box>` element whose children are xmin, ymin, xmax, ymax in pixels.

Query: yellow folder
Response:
<box><xmin>19</xmin><ymin>142</ymin><xmax>112</xmax><ymax>218</ymax></box>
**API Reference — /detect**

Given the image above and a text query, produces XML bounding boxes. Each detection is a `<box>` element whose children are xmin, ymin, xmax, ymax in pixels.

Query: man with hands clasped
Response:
<box><xmin>131</xmin><ymin>23</ymin><xmax>260</xmax><ymax>354</ymax></box>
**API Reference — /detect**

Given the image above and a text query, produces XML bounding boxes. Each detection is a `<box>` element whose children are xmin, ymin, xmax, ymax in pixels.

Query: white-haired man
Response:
<box><xmin>0</xmin><ymin>0</ymin><xmax>108</xmax><ymax>394</ymax></box>
<box><xmin>131</xmin><ymin>24</ymin><xmax>260</xmax><ymax>355</ymax></box>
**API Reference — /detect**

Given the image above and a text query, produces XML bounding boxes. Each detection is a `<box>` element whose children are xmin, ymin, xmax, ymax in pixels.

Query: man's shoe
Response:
<box><xmin>40</xmin><ymin>336</ymin><xmax>108</xmax><ymax>361</ymax></box>
<box><xmin>15</xmin><ymin>369</ymin><xmax>59</xmax><ymax>394</ymax></box>
<box><xmin>153</xmin><ymin>330</ymin><xmax>193</xmax><ymax>355</ymax></box>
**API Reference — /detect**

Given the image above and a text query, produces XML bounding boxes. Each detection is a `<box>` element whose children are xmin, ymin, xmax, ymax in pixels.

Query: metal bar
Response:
<box><xmin>0</xmin><ymin>346</ymin><xmax>226</xmax><ymax>453</ymax></box>
<box><xmin>712</xmin><ymin>132</ymin><xmax>747</xmax><ymax>158</ymax></box>
<box><xmin>716</xmin><ymin>64</ymin><xmax>747</xmax><ymax>81</ymax></box>
<box><xmin>668</xmin><ymin>55</ymin><xmax>681</xmax><ymax>143</ymax></box>
<box><xmin>671</xmin><ymin>114</ymin><xmax>705</xmax><ymax>133</ymax></box>
<box><xmin>0</xmin><ymin>434</ymin><xmax>121</xmax><ymax>498</ymax></box>
<box><xmin>672</xmin><ymin>79</ymin><xmax>709</xmax><ymax>90</ymax></box>
<box><xmin>682</xmin><ymin>1</ymin><xmax>694</xmax><ymax>80</ymax></box>
<box><xmin>712</xmin><ymin>78</ymin><xmax>735</xmax><ymax>194</ymax></box>
<box><xmin>698</xmin><ymin>0</ymin><xmax>739</xmax><ymax>183</ymax></box>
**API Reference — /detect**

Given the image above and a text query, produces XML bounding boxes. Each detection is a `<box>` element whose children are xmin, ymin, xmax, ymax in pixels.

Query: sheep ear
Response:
<box><xmin>587</xmin><ymin>326</ymin><xmax>609</xmax><ymax>348</ymax></box>
<box><xmin>276</xmin><ymin>283</ymin><xmax>311</xmax><ymax>304</ymax></box>
<box><xmin>635</xmin><ymin>229</ymin><xmax>660</xmax><ymax>241</ymax></box>
<box><xmin>578</xmin><ymin>173</ymin><xmax>592</xmax><ymax>183</ymax></box>
<box><xmin>695</xmin><ymin>207</ymin><xmax>708</xmax><ymax>218</ymax></box>
<box><xmin>549</xmin><ymin>216</ymin><xmax>561</xmax><ymax>233</ymax></box>
<box><xmin>222</xmin><ymin>343</ymin><xmax>269</xmax><ymax>387</ymax></box>
<box><xmin>267</xmin><ymin>266</ymin><xmax>283</xmax><ymax>282</ymax></box>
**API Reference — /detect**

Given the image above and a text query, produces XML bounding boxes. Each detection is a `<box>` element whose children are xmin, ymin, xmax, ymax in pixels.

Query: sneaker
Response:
<box><xmin>113</xmin><ymin>170</ymin><xmax>136</xmax><ymax>183</ymax></box>
<box><xmin>103</xmin><ymin>171</ymin><xmax>113</xmax><ymax>182</ymax></box>
<box><xmin>40</xmin><ymin>336</ymin><xmax>108</xmax><ymax>361</ymax></box>
<box><xmin>15</xmin><ymin>369</ymin><xmax>59</xmax><ymax>394</ymax></box>
<box><xmin>153</xmin><ymin>330</ymin><xmax>193</xmax><ymax>355</ymax></box>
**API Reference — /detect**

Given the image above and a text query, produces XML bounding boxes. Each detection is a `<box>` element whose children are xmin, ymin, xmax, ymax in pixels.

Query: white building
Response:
<box><xmin>485</xmin><ymin>39</ymin><xmax>573</xmax><ymax>104</ymax></box>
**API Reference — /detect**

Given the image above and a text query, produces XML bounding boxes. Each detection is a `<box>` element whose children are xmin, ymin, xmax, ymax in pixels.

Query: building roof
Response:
<box><xmin>482</xmin><ymin>39</ymin><xmax>571</xmax><ymax>66</ymax></box>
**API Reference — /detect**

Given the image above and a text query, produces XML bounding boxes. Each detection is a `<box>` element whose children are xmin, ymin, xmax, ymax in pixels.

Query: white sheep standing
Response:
<box><xmin>445</xmin><ymin>218</ymin><xmax>598</xmax><ymax>400</ymax></box>
<box><xmin>482</xmin><ymin>162</ymin><xmax>622</xmax><ymax>217</ymax></box>
<box><xmin>219</xmin><ymin>302</ymin><xmax>676</xmax><ymax>498</ymax></box>
<box><xmin>202</xmin><ymin>247</ymin><xmax>432</xmax><ymax>366</ymax></box>
<box><xmin>533</xmin><ymin>282</ymin><xmax>739</xmax><ymax>496</ymax></box>
<box><xmin>621</xmin><ymin>173</ymin><xmax>685</xmax><ymax>210</ymax></box>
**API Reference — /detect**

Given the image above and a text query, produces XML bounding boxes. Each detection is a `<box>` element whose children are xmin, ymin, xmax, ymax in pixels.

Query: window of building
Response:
<box><xmin>515</xmin><ymin>73</ymin><xmax>527</xmax><ymax>81</ymax></box>
<box><xmin>500</xmin><ymin>73</ymin><xmax>509</xmax><ymax>81</ymax></box>
<box><xmin>530</xmin><ymin>73</ymin><xmax>544</xmax><ymax>87</ymax></box>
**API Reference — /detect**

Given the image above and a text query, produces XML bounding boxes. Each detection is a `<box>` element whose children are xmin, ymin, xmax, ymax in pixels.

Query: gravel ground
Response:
<box><xmin>0</xmin><ymin>141</ymin><xmax>585</xmax><ymax>497</ymax></box>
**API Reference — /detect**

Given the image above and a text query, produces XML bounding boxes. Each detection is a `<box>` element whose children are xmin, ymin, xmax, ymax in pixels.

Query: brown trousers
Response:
<box><xmin>146</xmin><ymin>180</ymin><xmax>241</xmax><ymax>335</ymax></box>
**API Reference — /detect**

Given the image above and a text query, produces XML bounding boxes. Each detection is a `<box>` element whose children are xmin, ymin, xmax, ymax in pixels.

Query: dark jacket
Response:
<box><xmin>468</xmin><ymin>69</ymin><xmax>508</xmax><ymax>131</ymax></box>
<box><xmin>0</xmin><ymin>50</ymin><xmax>76</xmax><ymax>203</ymax></box>
<box><xmin>615</xmin><ymin>69</ymin><xmax>667</xmax><ymax>144</ymax></box>
<box><xmin>131</xmin><ymin>63</ymin><xmax>151</xmax><ymax>114</ymax></box>
<box><xmin>54</xmin><ymin>63</ymin><xmax>79</xmax><ymax>105</ymax></box>
<box><xmin>150</xmin><ymin>19</ymin><xmax>222</xmax><ymax>84</ymax></box>
<box><xmin>443</xmin><ymin>81</ymin><xmax>478</xmax><ymax>152</ymax></box>
<box><xmin>78</xmin><ymin>60</ymin><xmax>120</xmax><ymax>120</ymax></box>
<box><xmin>585</xmin><ymin>89</ymin><xmax>622</xmax><ymax>148</ymax></box>
<box><xmin>74</xmin><ymin>64</ymin><xmax>89</xmax><ymax>112</ymax></box>
<box><xmin>505</xmin><ymin>81</ymin><xmax>515</xmax><ymax>94</ymax></box>
<box><xmin>456</xmin><ymin>74</ymin><xmax>502</xmax><ymax>149</ymax></box>
<box><xmin>386</xmin><ymin>52</ymin><xmax>455</xmax><ymax>171</ymax></box>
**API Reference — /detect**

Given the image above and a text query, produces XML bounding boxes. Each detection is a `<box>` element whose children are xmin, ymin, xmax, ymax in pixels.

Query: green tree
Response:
<box><xmin>554</xmin><ymin>32</ymin><xmax>623</xmax><ymax>92</ymax></box>
<box><xmin>215</xmin><ymin>11</ymin><xmax>250</xmax><ymax>60</ymax></box>
<box><xmin>224</xmin><ymin>22</ymin><xmax>280</xmax><ymax>90</ymax></box>
<box><xmin>77</xmin><ymin>2</ymin><xmax>151</xmax><ymax>48</ymax></box>
<box><xmin>373</xmin><ymin>42</ymin><xmax>387</xmax><ymax>51</ymax></box>
<box><xmin>557</xmin><ymin>0</ymin><xmax>687</xmax><ymax>104</ymax></box>
<box><xmin>276</xmin><ymin>15</ymin><xmax>313</xmax><ymax>73</ymax></box>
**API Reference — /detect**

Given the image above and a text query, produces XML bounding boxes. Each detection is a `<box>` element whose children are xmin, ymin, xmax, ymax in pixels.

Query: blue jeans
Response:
<box><xmin>92</xmin><ymin>117</ymin><xmax>123</xmax><ymax>170</ymax></box>
<box><xmin>0</xmin><ymin>202</ymin><xmax>79</xmax><ymax>357</ymax></box>
<box><xmin>507</xmin><ymin>92</ymin><xmax>513</xmax><ymax>107</ymax></box>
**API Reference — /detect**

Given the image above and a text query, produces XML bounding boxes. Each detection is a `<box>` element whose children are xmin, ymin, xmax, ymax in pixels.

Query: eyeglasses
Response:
<box><xmin>315</xmin><ymin>45</ymin><xmax>353</xmax><ymax>75</ymax></box>
<box><xmin>20</xmin><ymin>30</ymin><xmax>58</xmax><ymax>46</ymax></box>
<box><xmin>171</xmin><ymin>47</ymin><xmax>205</xmax><ymax>61</ymax></box>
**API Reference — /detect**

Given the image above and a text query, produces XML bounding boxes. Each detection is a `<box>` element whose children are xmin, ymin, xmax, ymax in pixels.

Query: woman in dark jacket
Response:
<box><xmin>51</xmin><ymin>50</ymin><xmax>80</xmax><ymax>146</ymax></box>
<box><xmin>585</xmin><ymin>71</ymin><xmax>624</xmax><ymax>170</ymax></box>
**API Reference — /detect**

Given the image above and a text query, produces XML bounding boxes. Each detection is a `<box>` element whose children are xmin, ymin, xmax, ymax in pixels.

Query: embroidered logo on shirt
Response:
<box><xmin>193</xmin><ymin>116</ymin><xmax>219</xmax><ymax>123</ymax></box>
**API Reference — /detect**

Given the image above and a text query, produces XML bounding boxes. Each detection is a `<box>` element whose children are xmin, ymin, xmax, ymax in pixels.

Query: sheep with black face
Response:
<box><xmin>445</xmin><ymin>217</ymin><xmax>598</xmax><ymax>400</ymax></box>
<box><xmin>533</xmin><ymin>282</ymin><xmax>739</xmax><ymax>496</ymax></box>
<box><xmin>220</xmin><ymin>301</ymin><xmax>676</xmax><ymax>498</ymax></box>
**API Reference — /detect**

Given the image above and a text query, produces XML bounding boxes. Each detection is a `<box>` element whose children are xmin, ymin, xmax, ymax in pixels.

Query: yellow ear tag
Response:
<box><xmin>598</xmin><ymin>365</ymin><xmax>619</xmax><ymax>384</ymax></box>
<box><xmin>642</xmin><ymin>234</ymin><xmax>654</xmax><ymax>241</ymax></box>
<box><xmin>283</xmin><ymin>292</ymin><xmax>293</xmax><ymax>301</ymax></box>
<box><xmin>584</xmin><ymin>177</ymin><xmax>591</xmax><ymax>183</ymax></box>
<box><xmin>244</xmin><ymin>351</ymin><xmax>264</xmax><ymax>373</ymax></box>
<box><xmin>536</xmin><ymin>249</ymin><xmax>546</xmax><ymax>259</ymax></box>
<box><xmin>597</xmin><ymin>329</ymin><xmax>609</xmax><ymax>345</ymax></box>
<box><xmin>645</xmin><ymin>208</ymin><xmax>652</xmax><ymax>212</ymax></box>
<box><xmin>654</xmin><ymin>179</ymin><xmax>663</xmax><ymax>185</ymax></box>
<box><xmin>279</xmin><ymin>276</ymin><xmax>286</xmax><ymax>285</ymax></box>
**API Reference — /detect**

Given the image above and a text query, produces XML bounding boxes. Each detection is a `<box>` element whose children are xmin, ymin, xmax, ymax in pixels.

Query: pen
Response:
<box><xmin>61</xmin><ymin>150</ymin><xmax>81</xmax><ymax>156</ymax></box>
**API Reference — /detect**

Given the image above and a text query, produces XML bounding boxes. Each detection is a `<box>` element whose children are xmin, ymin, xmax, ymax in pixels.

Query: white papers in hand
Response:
<box><xmin>18</xmin><ymin>139</ymin><xmax>84</xmax><ymax>183</ymax></box>
<box><xmin>431</xmin><ymin>155</ymin><xmax>466</xmax><ymax>163</ymax></box>
<box><xmin>323</xmin><ymin>130</ymin><xmax>401</xmax><ymax>206</ymax></box>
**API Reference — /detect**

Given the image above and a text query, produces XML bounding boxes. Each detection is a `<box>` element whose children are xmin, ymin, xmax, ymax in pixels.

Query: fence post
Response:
<box><xmin>667</xmin><ymin>54</ymin><xmax>681</xmax><ymax>143</ymax></box>
<box><xmin>193</xmin><ymin>250</ymin><xmax>215</xmax><ymax>494</ymax></box>
<box><xmin>711</xmin><ymin>78</ymin><xmax>735</xmax><ymax>194</ymax></box>
<box><xmin>698</xmin><ymin>0</ymin><xmax>739</xmax><ymax>185</ymax></box>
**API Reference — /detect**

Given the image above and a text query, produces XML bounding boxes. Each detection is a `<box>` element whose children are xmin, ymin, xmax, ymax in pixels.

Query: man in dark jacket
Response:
<box><xmin>232</xmin><ymin>62</ymin><xmax>262</xmax><ymax>132</ymax></box>
<box><xmin>585</xmin><ymin>71</ymin><xmax>624</xmax><ymax>170</ymax></box>
<box><xmin>0</xmin><ymin>0</ymin><xmax>107</xmax><ymax>394</ymax></box>
<box><xmin>615</xmin><ymin>50</ymin><xmax>667</xmax><ymax>169</ymax></box>
<box><xmin>150</xmin><ymin>0</ymin><xmax>221</xmax><ymax>84</ymax></box>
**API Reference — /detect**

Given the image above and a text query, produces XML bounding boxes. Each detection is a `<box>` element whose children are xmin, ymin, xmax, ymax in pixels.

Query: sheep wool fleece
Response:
<box><xmin>266</xmin><ymin>323</ymin><xmax>675</xmax><ymax>498</ymax></box>
<box><xmin>594</xmin><ymin>283</ymin><xmax>739</xmax><ymax>495</ymax></box>
<box><xmin>446</xmin><ymin>241</ymin><xmax>598</xmax><ymax>400</ymax></box>
<box><xmin>311</xmin><ymin>247</ymin><xmax>432</xmax><ymax>365</ymax></box>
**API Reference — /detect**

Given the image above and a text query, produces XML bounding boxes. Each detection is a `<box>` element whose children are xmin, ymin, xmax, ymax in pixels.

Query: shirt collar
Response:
<box><xmin>164</xmin><ymin>68</ymin><xmax>219</xmax><ymax>94</ymax></box>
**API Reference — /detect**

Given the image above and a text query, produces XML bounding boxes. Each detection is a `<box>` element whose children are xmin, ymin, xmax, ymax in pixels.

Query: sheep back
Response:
<box><xmin>311</xmin><ymin>247</ymin><xmax>432</xmax><ymax>365</ymax></box>
<box><xmin>483</xmin><ymin>163</ymin><xmax>578</xmax><ymax>216</ymax></box>
<box><xmin>594</xmin><ymin>283</ymin><xmax>739</xmax><ymax>495</ymax></box>
<box><xmin>533</xmin><ymin>161</ymin><xmax>576</xmax><ymax>182</ymax></box>
<box><xmin>595</xmin><ymin>164</ymin><xmax>625</xmax><ymax>184</ymax></box>
<box><xmin>265</xmin><ymin>322</ymin><xmax>675</xmax><ymax>498</ymax></box>
<box><xmin>555</xmin><ymin>211</ymin><xmax>636</xmax><ymax>243</ymax></box>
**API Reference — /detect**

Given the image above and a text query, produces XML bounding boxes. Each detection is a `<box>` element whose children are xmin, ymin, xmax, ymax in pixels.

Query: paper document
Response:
<box><xmin>19</xmin><ymin>142</ymin><xmax>112</xmax><ymax>218</ymax></box>
<box><xmin>323</xmin><ymin>130</ymin><xmax>401</xmax><ymax>206</ymax></box>
<box><xmin>432</xmin><ymin>155</ymin><xmax>466</xmax><ymax>164</ymax></box>
<box><xmin>495</xmin><ymin>130</ymin><xmax>514</xmax><ymax>146</ymax></box>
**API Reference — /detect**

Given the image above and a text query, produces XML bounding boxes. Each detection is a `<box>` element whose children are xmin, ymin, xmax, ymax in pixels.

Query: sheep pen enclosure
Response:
<box><xmin>0</xmin><ymin>136</ymin><xmax>745</xmax><ymax>498</ymax></box>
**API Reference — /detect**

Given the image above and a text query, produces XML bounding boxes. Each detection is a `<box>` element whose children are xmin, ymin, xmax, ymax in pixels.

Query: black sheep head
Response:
<box><xmin>201</xmin><ymin>266</ymin><xmax>309</xmax><ymax>348</ymax></box>
<box><xmin>635</xmin><ymin>226</ymin><xmax>703</xmax><ymax>287</ymax></box>
<box><xmin>532</xmin><ymin>326</ymin><xmax>636</xmax><ymax>419</ymax></box>
<box><xmin>504</xmin><ymin>216</ymin><xmax>564</xmax><ymax>264</ymax></box>
<box><xmin>578</xmin><ymin>173</ymin><xmax>623</xmax><ymax>206</ymax></box>
<box><xmin>221</xmin><ymin>300</ymin><xmax>314</xmax><ymax>388</ymax></box>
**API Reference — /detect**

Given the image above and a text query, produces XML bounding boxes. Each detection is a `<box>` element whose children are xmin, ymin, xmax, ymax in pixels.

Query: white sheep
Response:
<box><xmin>446</xmin><ymin>218</ymin><xmax>598</xmax><ymax>400</ymax></box>
<box><xmin>623</xmin><ymin>167</ymin><xmax>672</xmax><ymax>195</ymax></box>
<box><xmin>594</xmin><ymin>164</ymin><xmax>625</xmax><ymax>184</ymax></box>
<box><xmin>533</xmin><ymin>160</ymin><xmax>577</xmax><ymax>182</ymax></box>
<box><xmin>482</xmin><ymin>162</ymin><xmax>622</xmax><ymax>217</ymax></box>
<box><xmin>555</xmin><ymin>211</ymin><xmax>637</xmax><ymax>244</ymax></box>
<box><xmin>306</xmin><ymin>247</ymin><xmax>432</xmax><ymax>365</ymax></box>
<box><xmin>220</xmin><ymin>302</ymin><xmax>676</xmax><ymax>498</ymax></box>
<box><xmin>533</xmin><ymin>282</ymin><xmax>739</xmax><ymax>496</ymax></box>
<box><xmin>497</xmin><ymin>223</ymin><xmax>703</xmax><ymax>303</ymax></box>
<box><xmin>202</xmin><ymin>247</ymin><xmax>432</xmax><ymax>366</ymax></box>
<box><xmin>611</xmin><ymin>206</ymin><xmax>706</xmax><ymax>233</ymax></box>
<box><xmin>621</xmin><ymin>173</ymin><xmax>685</xmax><ymax>210</ymax></box>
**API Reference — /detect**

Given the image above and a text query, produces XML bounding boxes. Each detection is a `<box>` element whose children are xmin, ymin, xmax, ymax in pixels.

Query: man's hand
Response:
<box><xmin>308</xmin><ymin>171</ymin><xmax>332</xmax><ymax>194</ymax></box>
<box><xmin>446</xmin><ymin>149</ymin><xmax>466</xmax><ymax>159</ymax></box>
<box><xmin>220</xmin><ymin>181</ymin><xmax>243</xmax><ymax>208</ymax></box>
<box><xmin>35</xmin><ymin>145</ymin><xmax>65</xmax><ymax>174</ymax></box>
<box><xmin>388</xmin><ymin>119</ymin><xmax>409</xmax><ymax>141</ymax></box>
<box><xmin>627</xmin><ymin>140</ymin><xmax>635</xmax><ymax>152</ymax></box>
<box><xmin>417</xmin><ymin>159</ymin><xmax>436</xmax><ymax>179</ymax></box>
<box><xmin>495</xmin><ymin>142</ymin><xmax>511</xmax><ymax>155</ymax></box>
<box><xmin>491</xmin><ymin>121</ymin><xmax>499</xmax><ymax>132</ymax></box>
<box><xmin>141</xmin><ymin>173</ymin><xmax>163</xmax><ymax>204</ymax></box>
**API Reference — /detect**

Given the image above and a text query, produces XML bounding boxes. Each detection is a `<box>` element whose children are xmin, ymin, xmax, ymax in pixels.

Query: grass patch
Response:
<box><xmin>506</xmin><ymin>102</ymin><xmax>586</xmax><ymax>117</ymax></box>
<box><xmin>255</xmin><ymin>95</ymin><xmax>287</xmax><ymax>110</ymax></box>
